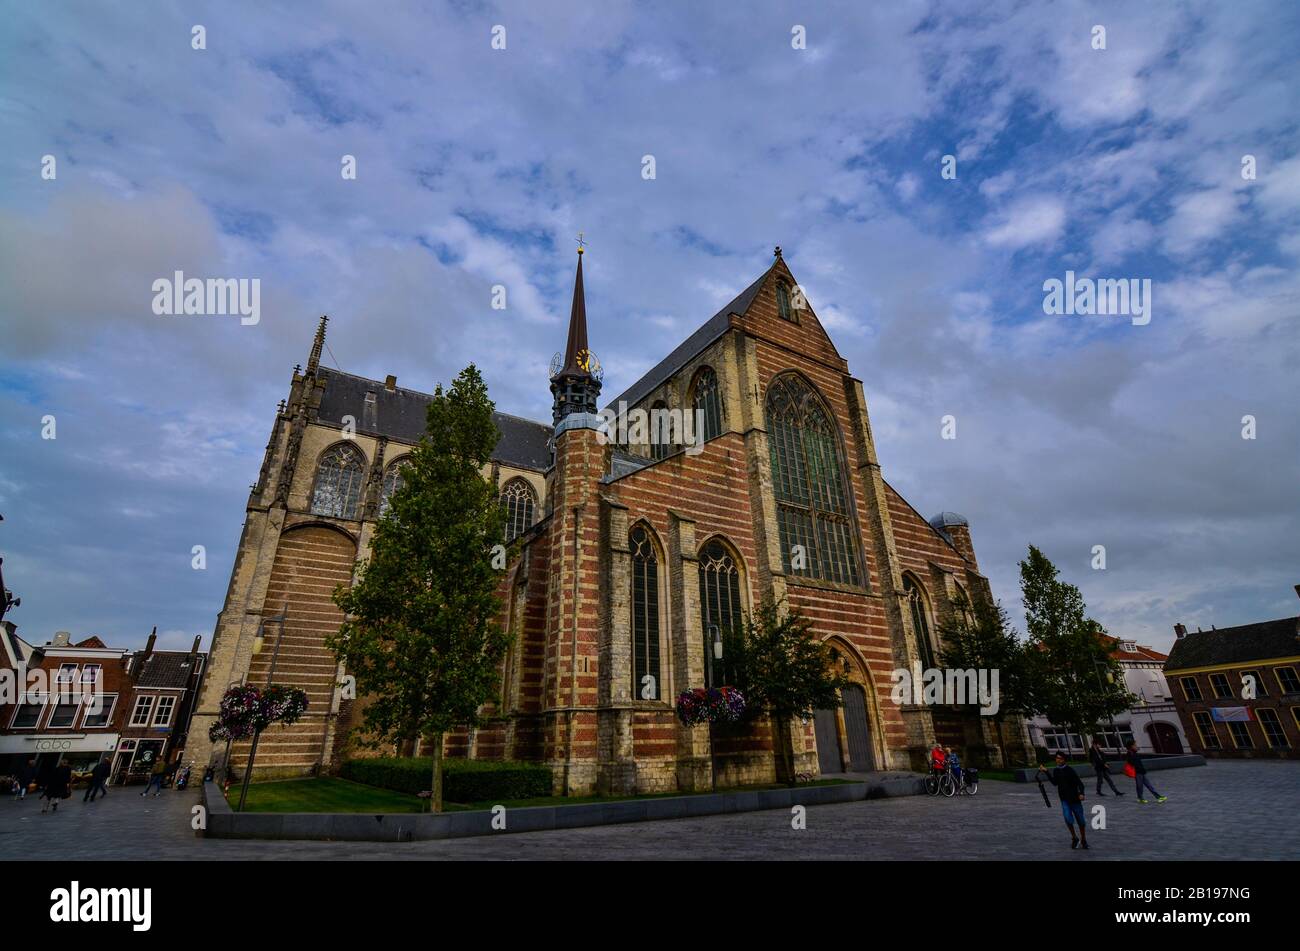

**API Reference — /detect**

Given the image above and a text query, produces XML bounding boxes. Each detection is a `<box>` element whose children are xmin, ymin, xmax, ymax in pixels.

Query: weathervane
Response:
<box><xmin>577</xmin><ymin>231</ymin><xmax>587</xmax><ymax>255</ymax></box>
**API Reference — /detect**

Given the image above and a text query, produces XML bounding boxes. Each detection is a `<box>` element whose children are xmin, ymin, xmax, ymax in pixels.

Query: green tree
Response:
<box><xmin>329</xmin><ymin>364</ymin><xmax>511</xmax><ymax>812</ymax></box>
<box><xmin>728</xmin><ymin>599</ymin><xmax>851</xmax><ymax>784</ymax></box>
<box><xmin>938</xmin><ymin>594</ymin><xmax>1032</xmax><ymax>766</ymax></box>
<box><xmin>1018</xmin><ymin>545</ymin><xmax>1129</xmax><ymax>755</ymax></box>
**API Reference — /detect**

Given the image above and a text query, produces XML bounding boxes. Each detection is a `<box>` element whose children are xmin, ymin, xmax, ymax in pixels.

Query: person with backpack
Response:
<box><xmin>1039</xmin><ymin>751</ymin><xmax>1090</xmax><ymax>850</ymax></box>
<box><xmin>1125</xmin><ymin>740</ymin><xmax>1167</xmax><ymax>803</ymax></box>
<box><xmin>1089</xmin><ymin>737</ymin><xmax>1124</xmax><ymax>796</ymax></box>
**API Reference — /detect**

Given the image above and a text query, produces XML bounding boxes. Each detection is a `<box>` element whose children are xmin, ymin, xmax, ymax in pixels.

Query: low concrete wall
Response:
<box><xmin>202</xmin><ymin>773</ymin><xmax>923</xmax><ymax>842</ymax></box>
<box><xmin>1011</xmin><ymin>753</ymin><xmax>1206</xmax><ymax>783</ymax></box>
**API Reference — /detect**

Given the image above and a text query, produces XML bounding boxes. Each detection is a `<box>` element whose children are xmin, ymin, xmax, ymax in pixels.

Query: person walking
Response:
<box><xmin>12</xmin><ymin>758</ymin><xmax>36</xmax><ymax>800</ymax></box>
<box><xmin>1125</xmin><ymin>740</ymin><xmax>1167</xmax><ymax>803</ymax></box>
<box><xmin>1039</xmin><ymin>751</ymin><xmax>1090</xmax><ymax>850</ymax></box>
<box><xmin>140</xmin><ymin>757</ymin><xmax>167</xmax><ymax>797</ymax></box>
<box><xmin>1089</xmin><ymin>737</ymin><xmax>1124</xmax><ymax>796</ymax></box>
<box><xmin>40</xmin><ymin>760</ymin><xmax>72</xmax><ymax>814</ymax></box>
<box><xmin>83</xmin><ymin>756</ymin><xmax>111</xmax><ymax>802</ymax></box>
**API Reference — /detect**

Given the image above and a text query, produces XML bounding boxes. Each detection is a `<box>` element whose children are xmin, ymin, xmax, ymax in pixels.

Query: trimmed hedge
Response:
<box><xmin>340</xmin><ymin>756</ymin><xmax>553</xmax><ymax>803</ymax></box>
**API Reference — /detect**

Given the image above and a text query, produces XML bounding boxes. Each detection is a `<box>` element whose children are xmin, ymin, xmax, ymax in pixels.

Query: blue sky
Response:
<box><xmin>1</xmin><ymin>0</ymin><xmax>1298</xmax><ymax>655</ymax></box>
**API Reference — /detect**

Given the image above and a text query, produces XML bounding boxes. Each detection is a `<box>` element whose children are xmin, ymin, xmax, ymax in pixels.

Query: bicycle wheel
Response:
<box><xmin>966</xmin><ymin>777</ymin><xmax>978</xmax><ymax>796</ymax></box>
<box><xmin>940</xmin><ymin>773</ymin><xmax>956</xmax><ymax>797</ymax></box>
<box><xmin>924</xmin><ymin>773</ymin><xmax>939</xmax><ymax>796</ymax></box>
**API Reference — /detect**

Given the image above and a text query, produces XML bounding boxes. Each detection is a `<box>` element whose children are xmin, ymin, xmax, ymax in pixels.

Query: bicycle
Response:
<box><xmin>950</xmin><ymin>765</ymin><xmax>979</xmax><ymax>796</ymax></box>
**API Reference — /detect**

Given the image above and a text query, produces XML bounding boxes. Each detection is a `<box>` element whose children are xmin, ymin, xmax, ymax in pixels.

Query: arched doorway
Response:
<box><xmin>1147</xmin><ymin>721</ymin><xmax>1183</xmax><ymax>755</ymax></box>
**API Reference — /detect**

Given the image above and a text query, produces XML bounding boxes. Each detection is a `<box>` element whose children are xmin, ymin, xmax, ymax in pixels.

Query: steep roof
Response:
<box><xmin>314</xmin><ymin>367</ymin><xmax>553</xmax><ymax>471</ymax></box>
<box><xmin>1100</xmin><ymin>634</ymin><xmax>1168</xmax><ymax>663</ymax></box>
<box><xmin>132</xmin><ymin>650</ymin><xmax>204</xmax><ymax>689</ymax></box>
<box><xmin>1163</xmin><ymin>617</ymin><xmax>1300</xmax><ymax>672</ymax></box>
<box><xmin>604</xmin><ymin>265</ymin><xmax>772</xmax><ymax>411</ymax></box>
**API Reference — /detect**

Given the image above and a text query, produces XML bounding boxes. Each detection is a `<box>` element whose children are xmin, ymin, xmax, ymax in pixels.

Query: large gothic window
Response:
<box><xmin>691</xmin><ymin>367</ymin><xmax>723</xmax><ymax>443</ymax></box>
<box><xmin>500</xmin><ymin>478</ymin><xmax>537</xmax><ymax>542</ymax></box>
<box><xmin>378</xmin><ymin>459</ymin><xmax>407</xmax><ymax>517</ymax></box>
<box><xmin>765</xmin><ymin>374</ymin><xmax>860</xmax><ymax>586</ymax></box>
<box><xmin>698</xmin><ymin>539</ymin><xmax>743</xmax><ymax>688</ymax></box>
<box><xmin>311</xmin><ymin>443</ymin><xmax>366</xmax><ymax>519</ymax></box>
<box><xmin>630</xmin><ymin>525</ymin><xmax>662</xmax><ymax>700</ymax></box>
<box><xmin>904</xmin><ymin>575</ymin><xmax>936</xmax><ymax>671</ymax></box>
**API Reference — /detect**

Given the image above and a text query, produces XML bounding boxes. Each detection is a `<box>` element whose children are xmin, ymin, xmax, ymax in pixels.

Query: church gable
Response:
<box><xmin>734</xmin><ymin>254</ymin><xmax>846</xmax><ymax>374</ymax></box>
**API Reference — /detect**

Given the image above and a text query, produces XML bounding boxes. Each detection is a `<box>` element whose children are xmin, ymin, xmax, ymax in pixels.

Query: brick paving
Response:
<box><xmin>2</xmin><ymin>759</ymin><xmax>1295</xmax><ymax>861</ymax></box>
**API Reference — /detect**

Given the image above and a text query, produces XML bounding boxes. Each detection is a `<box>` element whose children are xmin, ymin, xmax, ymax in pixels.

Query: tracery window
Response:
<box><xmin>630</xmin><ymin>525</ymin><xmax>662</xmax><ymax>700</ymax></box>
<box><xmin>765</xmin><ymin>374</ymin><xmax>860</xmax><ymax>585</ymax></box>
<box><xmin>904</xmin><ymin>575</ymin><xmax>936</xmax><ymax>671</ymax></box>
<box><xmin>311</xmin><ymin>443</ymin><xmax>366</xmax><ymax>519</ymax></box>
<box><xmin>691</xmin><ymin>367</ymin><xmax>723</xmax><ymax>443</ymax></box>
<box><xmin>698</xmin><ymin>539</ymin><xmax>743</xmax><ymax>688</ymax></box>
<box><xmin>378</xmin><ymin>459</ymin><xmax>407</xmax><ymax>517</ymax></box>
<box><xmin>500</xmin><ymin>478</ymin><xmax>537</xmax><ymax>542</ymax></box>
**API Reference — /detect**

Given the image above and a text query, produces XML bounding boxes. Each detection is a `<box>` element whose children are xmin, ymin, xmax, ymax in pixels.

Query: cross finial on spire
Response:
<box><xmin>576</xmin><ymin>231</ymin><xmax>586</xmax><ymax>255</ymax></box>
<box><xmin>773</xmin><ymin>245</ymin><xmax>783</xmax><ymax>259</ymax></box>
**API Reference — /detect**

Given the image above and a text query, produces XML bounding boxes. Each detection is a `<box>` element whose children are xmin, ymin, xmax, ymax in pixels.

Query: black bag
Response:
<box><xmin>966</xmin><ymin>767</ymin><xmax>979</xmax><ymax>783</ymax></box>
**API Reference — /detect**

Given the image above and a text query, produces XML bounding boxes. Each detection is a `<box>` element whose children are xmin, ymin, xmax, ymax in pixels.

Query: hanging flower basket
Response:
<box><xmin>209</xmin><ymin>683</ymin><xmax>309</xmax><ymax>742</ymax></box>
<box><xmin>675</xmin><ymin>686</ymin><xmax>746</xmax><ymax>726</ymax></box>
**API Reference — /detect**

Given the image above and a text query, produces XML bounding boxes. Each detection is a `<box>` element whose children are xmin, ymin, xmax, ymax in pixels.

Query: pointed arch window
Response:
<box><xmin>776</xmin><ymin>281</ymin><xmax>794</xmax><ymax>321</ymax></box>
<box><xmin>378</xmin><ymin>459</ymin><xmax>407</xmax><ymax>517</ymax></box>
<box><xmin>311</xmin><ymin>443</ymin><xmax>366</xmax><ymax>519</ymax></box>
<box><xmin>500</xmin><ymin>478</ymin><xmax>537</xmax><ymax>543</ymax></box>
<box><xmin>630</xmin><ymin>525</ymin><xmax>662</xmax><ymax>700</ymax></box>
<box><xmin>698</xmin><ymin>539</ymin><xmax>743</xmax><ymax>688</ymax></box>
<box><xmin>649</xmin><ymin>400</ymin><xmax>674</xmax><ymax>461</ymax></box>
<box><xmin>904</xmin><ymin>575</ymin><xmax>936</xmax><ymax>671</ymax></box>
<box><xmin>691</xmin><ymin>367</ymin><xmax>723</xmax><ymax>443</ymax></box>
<box><xmin>765</xmin><ymin>374</ymin><xmax>861</xmax><ymax>586</ymax></box>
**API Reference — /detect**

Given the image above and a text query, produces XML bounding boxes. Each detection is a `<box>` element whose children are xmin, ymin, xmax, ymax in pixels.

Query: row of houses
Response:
<box><xmin>0</xmin><ymin>623</ymin><xmax>207</xmax><ymax>784</ymax></box>
<box><xmin>1028</xmin><ymin>587</ymin><xmax>1300</xmax><ymax>760</ymax></box>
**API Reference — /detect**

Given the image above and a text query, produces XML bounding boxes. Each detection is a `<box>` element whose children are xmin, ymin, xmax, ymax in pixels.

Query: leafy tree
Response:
<box><xmin>938</xmin><ymin>594</ymin><xmax>1031</xmax><ymax>766</ymax></box>
<box><xmin>727</xmin><ymin>599</ymin><xmax>851</xmax><ymax>784</ymax></box>
<box><xmin>1018</xmin><ymin>545</ymin><xmax>1129</xmax><ymax>755</ymax></box>
<box><xmin>329</xmin><ymin>365</ymin><xmax>511</xmax><ymax>812</ymax></box>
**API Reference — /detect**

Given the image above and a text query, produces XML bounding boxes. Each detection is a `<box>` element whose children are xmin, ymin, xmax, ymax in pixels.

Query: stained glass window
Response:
<box><xmin>501</xmin><ymin>478</ymin><xmax>536</xmax><ymax>542</ymax></box>
<box><xmin>311</xmin><ymin>443</ymin><xmax>366</xmax><ymax>519</ymax></box>
<box><xmin>698</xmin><ymin>539</ymin><xmax>742</xmax><ymax>688</ymax></box>
<box><xmin>691</xmin><ymin>367</ymin><xmax>723</xmax><ymax>443</ymax></box>
<box><xmin>631</xmin><ymin>525</ymin><xmax>661</xmax><ymax>700</ymax></box>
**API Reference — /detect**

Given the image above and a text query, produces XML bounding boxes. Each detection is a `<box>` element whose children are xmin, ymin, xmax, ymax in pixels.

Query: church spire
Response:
<box><xmin>550</xmin><ymin>245</ymin><xmax>601</xmax><ymax>426</ymax></box>
<box><xmin>307</xmin><ymin>315</ymin><xmax>328</xmax><ymax>374</ymax></box>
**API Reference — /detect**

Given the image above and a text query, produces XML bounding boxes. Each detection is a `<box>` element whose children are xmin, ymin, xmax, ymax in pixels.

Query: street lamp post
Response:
<box><xmin>236</xmin><ymin>606</ymin><xmax>287</xmax><ymax>812</ymax></box>
<box><xmin>709</xmin><ymin>625</ymin><xmax>722</xmax><ymax>793</ymax></box>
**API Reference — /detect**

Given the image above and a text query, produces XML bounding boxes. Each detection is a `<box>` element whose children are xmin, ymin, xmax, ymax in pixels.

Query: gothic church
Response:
<box><xmin>190</xmin><ymin>248</ymin><xmax>1014</xmax><ymax>793</ymax></box>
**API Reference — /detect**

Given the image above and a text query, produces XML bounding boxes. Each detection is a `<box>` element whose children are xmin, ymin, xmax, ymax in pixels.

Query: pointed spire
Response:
<box><xmin>559</xmin><ymin>250</ymin><xmax>589</xmax><ymax>377</ymax></box>
<box><xmin>307</xmin><ymin>315</ymin><xmax>328</xmax><ymax>374</ymax></box>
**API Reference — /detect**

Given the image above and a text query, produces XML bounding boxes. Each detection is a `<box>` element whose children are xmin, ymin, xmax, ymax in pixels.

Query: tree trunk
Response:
<box><xmin>774</xmin><ymin>717</ymin><xmax>795</xmax><ymax>786</ymax></box>
<box><xmin>430</xmin><ymin>732</ymin><xmax>444</xmax><ymax>814</ymax></box>
<box><xmin>993</xmin><ymin>718</ymin><xmax>1007</xmax><ymax>768</ymax></box>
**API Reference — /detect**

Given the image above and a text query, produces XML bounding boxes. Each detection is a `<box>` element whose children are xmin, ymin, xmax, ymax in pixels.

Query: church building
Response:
<box><xmin>188</xmin><ymin>248</ymin><xmax>1015</xmax><ymax>793</ymax></box>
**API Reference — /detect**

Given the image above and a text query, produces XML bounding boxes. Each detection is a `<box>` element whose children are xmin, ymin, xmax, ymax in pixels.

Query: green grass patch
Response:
<box><xmin>234</xmin><ymin>776</ymin><xmax>425</xmax><ymax>814</ymax></box>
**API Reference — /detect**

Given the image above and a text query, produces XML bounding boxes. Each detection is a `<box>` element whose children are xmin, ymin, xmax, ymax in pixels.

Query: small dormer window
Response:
<box><xmin>1122</xmin><ymin>640</ymin><xmax>1137</xmax><ymax>653</ymax></box>
<box><xmin>776</xmin><ymin>281</ymin><xmax>794</xmax><ymax>321</ymax></box>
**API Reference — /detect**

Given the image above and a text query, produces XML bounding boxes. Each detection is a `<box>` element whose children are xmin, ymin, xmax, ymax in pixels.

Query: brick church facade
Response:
<box><xmin>189</xmin><ymin>248</ymin><xmax>1018</xmax><ymax>793</ymax></box>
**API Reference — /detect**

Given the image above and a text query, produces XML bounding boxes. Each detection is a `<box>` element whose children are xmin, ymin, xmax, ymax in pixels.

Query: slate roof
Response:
<box><xmin>604</xmin><ymin>265</ymin><xmax>772</xmax><ymax>411</ymax></box>
<box><xmin>132</xmin><ymin>650</ymin><xmax>204</xmax><ymax>688</ymax></box>
<box><xmin>1163</xmin><ymin>617</ymin><xmax>1300</xmax><ymax>672</ymax></box>
<box><xmin>315</xmin><ymin>367</ymin><xmax>554</xmax><ymax>471</ymax></box>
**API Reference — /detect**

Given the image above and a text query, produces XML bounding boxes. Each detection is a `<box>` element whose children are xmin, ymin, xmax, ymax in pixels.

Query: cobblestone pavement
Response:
<box><xmin>2</xmin><ymin>759</ymin><xmax>1295</xmax><ymax>861</ymax></box>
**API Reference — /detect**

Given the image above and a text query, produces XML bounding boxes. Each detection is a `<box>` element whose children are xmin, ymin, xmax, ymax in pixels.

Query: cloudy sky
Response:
<box><xmin>1</xmin><ymin>1</ymin><xmax>1297</xmax><ymax>655</ymax></box>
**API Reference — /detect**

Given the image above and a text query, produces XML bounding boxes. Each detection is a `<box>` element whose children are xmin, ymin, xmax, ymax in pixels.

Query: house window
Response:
<box><xmin>1226</xmin><ymin>721</ymin><xmax>1253</xmax><ymax>749</ymax></box>
<box><xmin>11</xmin><ymin>699</ymin><xmax>45</xmax><ymax>729</ymax></box>
<box><xmin>378</xmin><ymin>460</ymin><xmax>407</xmax><ymax>517</ymax></box>
<box><xmin>310</xmin><ymin>443</ymin><xmax>366</xmax><ymax>519</ymax></box>
<box><xmin>691</xmin><ymin>367</ymin><xmax>723</xmax><ymax>443</ymax></box>
<box><xmin>500</xmin><ymin>478</ymin><xmax>537</xmax><ymax>543</ymax></box>
<box><xmin>130</xmin><ymin>695</ymin><xmax>156</xmax><ymax>727</ymax></box>
<box><xmin>698</xmin><ymin>539</ymin><xmax>743</xmax><ymax>689</ymax></box>
<box><xmin>56</xmin><ymin>663</ymin><xmax>78</xmax><ymax>685</ymax></box>
<box><xmin>630</xmin><ymin>525</ymin><xmax>662</xmax><ymax>701</ymax></box>
<box><xmin>776</xmin><ymin>281</ymin><xmax>794</xmax><ymax>321</ymax></box>
<box><xmin>82</xmin><ymin>694</ymin><xmax>116</xmax><ymax>729</ymax></box>
<box><xmin>1179</xmin><ymin>676</ymin><xmax>1202</xmax><ymax>701</ymax></box>
<box><xmin>1192</xmin><ymin>711</ymin><xmax>1221</xmax><ymax>750</ymax></box>
<box><xmin>1256</xmin><ymin>708</ymin><xmax>1288</xmax><ymax>749</ymax></box>
<box><xmin>1238</xmin><ymin>670</ymin><xmax>1265</xmax><ymax>697</ymax></box>
<box><xmin>48</xmin><ymin>701</ymin><xmax>80</xmax><ymax>729</ymax></box>
<box><xmin>1275</xmin><ymin>666</ymin><xmax>1300</xmax><ymax>695</ymax></box>
<box><xmin>153</xmin><ymin>696</ymin><xmax>177</xmax><ymax>727</ymax></box>
<box><xmin>765</xmin><ymin>374</ymin><xmax>860</xmax><ymax>586</ymax></box>
<box><xmin>904</xmin><ymin>575</ymin><xmax>936</xmax><ymax>671</ymax></box>
<box><xmin>81</xmin><ymin>664</ymin><xmax>101</xmax><ymax>686</ymax></box>
<box><xmin>1209</xmin><ymin>673</ymin><xmax>1233</xmax><ymax>699</ymax></box>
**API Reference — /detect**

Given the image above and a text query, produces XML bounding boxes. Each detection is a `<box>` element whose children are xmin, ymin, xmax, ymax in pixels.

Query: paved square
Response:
<box><xmin>2</xmin><ymin>759</ymin><xmax>1295</xmax><ymax>860</ymax></box>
